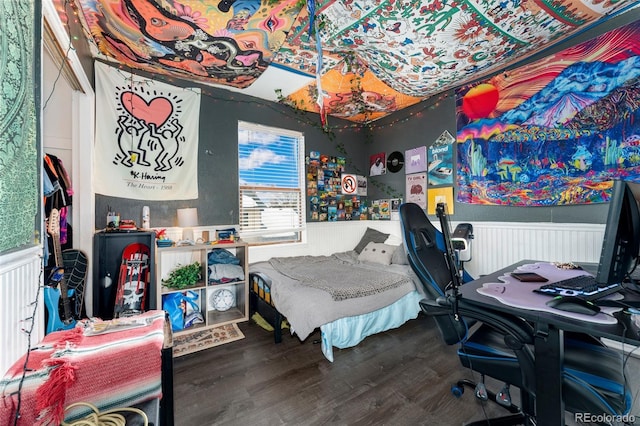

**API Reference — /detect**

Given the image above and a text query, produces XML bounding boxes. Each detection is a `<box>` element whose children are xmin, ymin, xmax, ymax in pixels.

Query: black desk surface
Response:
<box><xmin>458</xmin><ymin>260</ymin><xmax>640</xmax><ymax>346</ymax></box>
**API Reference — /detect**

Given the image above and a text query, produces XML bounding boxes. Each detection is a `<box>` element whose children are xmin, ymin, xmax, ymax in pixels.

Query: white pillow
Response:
<box><xmin>357</xmin><ymin>242</ymin><xmax>396</xmax><ymax>265</ymax></box>
<box><xmin>384</xmin><ymin>234</ymin><xmax>403</xmax><ymax>246</ymax></box>
<box><xmin>391</xmin><ymin>245</ymin><xmax>408</xmax><ymax>265</ymax></box>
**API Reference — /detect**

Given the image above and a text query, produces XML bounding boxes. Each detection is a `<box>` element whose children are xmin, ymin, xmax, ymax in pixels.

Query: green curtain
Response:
<box><xmin>0</xmin><ymin>1</ymin><xmax>39</xmax><ymax>253</ymax></box>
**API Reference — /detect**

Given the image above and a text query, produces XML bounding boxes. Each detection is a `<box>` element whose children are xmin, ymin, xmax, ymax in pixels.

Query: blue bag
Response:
<box><xmin>163</xmin><ymin>291</ymin><xmax>200</xmax><ymax>332</ymax></box>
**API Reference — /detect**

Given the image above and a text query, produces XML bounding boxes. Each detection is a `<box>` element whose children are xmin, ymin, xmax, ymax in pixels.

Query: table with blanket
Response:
<box><xmin>0</xmin><ymin>310</ymin><xmax>168</xmax><ymax>425</ymax></box>
<box><xmin>249</xmin><ymin>250</ymin><xmax>424</xmax><ymax>362</ymax></box>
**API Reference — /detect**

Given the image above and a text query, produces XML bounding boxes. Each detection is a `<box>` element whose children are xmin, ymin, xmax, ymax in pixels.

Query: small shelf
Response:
<box><xmin>155</xmin><ymin>241</ymin><xmax>249</xmax><ymax>356</ymax></box>
<box><xmin>160</xmin><ymin>281</ymin><xmax>207</xmax><ymax>295</ymax></box>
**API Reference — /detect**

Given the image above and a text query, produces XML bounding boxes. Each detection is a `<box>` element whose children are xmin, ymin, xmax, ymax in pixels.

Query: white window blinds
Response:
<box><xmin>238</xmin><ymin>121</ymin><xmax>305</xmax><ymax>244</ymax></box>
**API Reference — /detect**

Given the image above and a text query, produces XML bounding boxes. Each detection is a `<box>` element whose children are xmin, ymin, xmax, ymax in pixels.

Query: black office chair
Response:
<box><xmin>399</xmin><ymin>202</ymin><xmax>632</xmax><ymax>426</ymax></box>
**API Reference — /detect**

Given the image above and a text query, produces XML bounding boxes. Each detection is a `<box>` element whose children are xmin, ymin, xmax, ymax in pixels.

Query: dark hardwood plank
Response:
<box><xmin>173</xmin><ymin>314</ymin><xmax>640</xmax><ymax>425</ymax></box>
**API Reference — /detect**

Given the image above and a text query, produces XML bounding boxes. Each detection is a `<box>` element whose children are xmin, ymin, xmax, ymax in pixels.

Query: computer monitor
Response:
<box><xmin>595</xmin><ymin>179</ymin><xmax>640</xmax><ymax>286</ymax></box>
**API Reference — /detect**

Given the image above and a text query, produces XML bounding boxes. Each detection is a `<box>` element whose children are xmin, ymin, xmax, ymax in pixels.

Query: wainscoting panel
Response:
<box><xmin>0</xmin><ymin>246</ymin><xmax>43</xmax><ymax>375</ymax></box>
<box><xmin>465</xmin><ymin>222</ymin><xmax>605</xmax><ymax>277</ymax></box>
<box><xmin>249</xmin><ymin>220</ymin><xmax>606</xmax><ymax>279</ymax></box>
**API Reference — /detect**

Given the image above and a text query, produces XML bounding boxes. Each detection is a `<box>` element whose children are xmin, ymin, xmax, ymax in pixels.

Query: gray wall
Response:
<box><xmin>94</xmin><ymin>74</ymin><xmax>366</xmax><ymax>229</ymax></box>
<box><xmin>365</xmin><ymin>95</ymin><xmax>608</xmax><ymax>223</ymax></box>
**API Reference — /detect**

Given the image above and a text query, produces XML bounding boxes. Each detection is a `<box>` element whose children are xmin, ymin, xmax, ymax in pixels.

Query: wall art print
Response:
<box><xmin>456</xmin><ymin>20</ymin><xmax>640</xmax><ymax>206</ymax></box>
<box><xmin>428</xmin><ymin>140</ymin><xmax>454</xmax><ymax>187</ymax></box>
<box><xmin>370</xmin><ymin>152</ymin><xmax>386</xmax><ymax>176</ymax></box>
<box><xmin>427</xmin><ymin>187</ymin><xmax>454</xmax><ymax>216</ymax></box>
<box><xmin>94</xmin><ymin>62</ymin><xmax>201</xmax><ymax>200</ymax></box>
<box><xmin>405</xmin><ymin>146</ymin><xmax>427</xmax><ymax>175</ymax></box>
<box><xmin>405</xmin><ymin>173</ymin><xmax>427</xmax><ymax>210</ymax></box>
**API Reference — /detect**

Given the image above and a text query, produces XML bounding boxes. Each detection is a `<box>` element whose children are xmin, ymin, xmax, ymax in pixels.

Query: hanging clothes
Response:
<box><xmin>43</xmin><ymin>154</ymin><xmax>74</xmax><ymax>266</ymax></box>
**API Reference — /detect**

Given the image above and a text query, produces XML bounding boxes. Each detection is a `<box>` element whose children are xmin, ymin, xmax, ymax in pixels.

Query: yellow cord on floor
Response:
<box><xmin>61</xmin><ymin>402</ymin><xmax>148</xmax><ymax>426</ymax></box>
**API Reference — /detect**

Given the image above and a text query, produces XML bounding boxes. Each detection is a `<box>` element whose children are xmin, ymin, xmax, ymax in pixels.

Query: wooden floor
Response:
<box><xmin>173</xmin><ymin>314</ymin><xmax>640</xmax><ymax>426</ymax></box>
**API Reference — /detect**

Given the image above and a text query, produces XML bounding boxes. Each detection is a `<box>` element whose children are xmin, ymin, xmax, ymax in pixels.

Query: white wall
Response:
<box><xmin>247</xmin><ymin>220</ymin><xmax>604</xmax><ymax>278</ymax></box>
<box><xmin>43</xmin><ymin>51</ymin><xmax>73</xmax><ymax>180</ymax></box>
<box><xmin>156</xmin><ymin>219</ymin><xmax>606</xmax><ymax>279</ymax></box>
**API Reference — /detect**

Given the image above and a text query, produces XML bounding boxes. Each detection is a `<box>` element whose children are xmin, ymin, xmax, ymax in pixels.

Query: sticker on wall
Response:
<box><xmin>341</xmin><ymin>174</ymin><xmax>358</xmax><ymax>195</ymax></box>
<box><xmin>357</xmin><ymin>175</ymin><xmax>368</xmax><ymax>196</ymax></box>
<box><xmin>390</xmin><ymin>198</ymin><xmax>403</xmax><ymax>221</ymax></box>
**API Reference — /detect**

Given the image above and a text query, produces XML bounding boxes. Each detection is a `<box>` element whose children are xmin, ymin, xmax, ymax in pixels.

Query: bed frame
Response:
<box><xmin>249</xmin><ymin>272</ymin><xmax>286</xmax><ymax>343</ymax></box>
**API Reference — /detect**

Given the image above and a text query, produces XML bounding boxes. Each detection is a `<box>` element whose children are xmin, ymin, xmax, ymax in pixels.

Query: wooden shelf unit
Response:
<box><xmin>155</xmin><ymin>241</ymin><xmax>248</xmax><ymax>356</ymax></box>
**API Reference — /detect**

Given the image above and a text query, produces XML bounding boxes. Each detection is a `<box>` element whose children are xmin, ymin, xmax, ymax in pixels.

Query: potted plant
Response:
<box><xmin>162</xmin><ymin>261</ymin><xmax>201</xmax><ymax>289</ymax></box>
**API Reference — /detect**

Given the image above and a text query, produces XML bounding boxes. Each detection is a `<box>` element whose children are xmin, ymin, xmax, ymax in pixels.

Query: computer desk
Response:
<box><xmin>458</xmin><ymin>260</ymin><xmax>640</xmax><ymax>426</ymax></box>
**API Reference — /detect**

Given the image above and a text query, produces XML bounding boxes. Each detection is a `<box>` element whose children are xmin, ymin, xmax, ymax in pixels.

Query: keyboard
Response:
<box><xmin>534</xmin><ymin>274</ymin><xmax>623</xmax><ymax>301</ymax></box>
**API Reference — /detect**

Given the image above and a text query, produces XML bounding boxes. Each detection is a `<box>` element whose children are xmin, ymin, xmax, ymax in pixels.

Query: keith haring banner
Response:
<box><xmin>456</xmin><ymin>20</ymin><xmax>640</xmax><ymax>206</ymax></box>
<box><xmin>94</xmin><ymin>62</ymin><xmax>200</xmax><ymax>200</ymax></box>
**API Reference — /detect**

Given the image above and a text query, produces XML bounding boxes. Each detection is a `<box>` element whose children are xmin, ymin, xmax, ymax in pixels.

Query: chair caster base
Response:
<box><xmin>454</xmin><ymin>379</ymin><xmax>522</xmax><ymax>414</ymax></box>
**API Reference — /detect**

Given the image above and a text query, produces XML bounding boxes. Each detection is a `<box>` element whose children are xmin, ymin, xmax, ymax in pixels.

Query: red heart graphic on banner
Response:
<box><xmin>121</xmin><ymin>92</ymin><xmax>173</xmax><ymax>128</ymax></box>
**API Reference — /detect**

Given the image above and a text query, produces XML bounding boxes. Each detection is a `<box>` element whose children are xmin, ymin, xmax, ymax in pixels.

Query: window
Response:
<box><xmin>238</xmin><ymin>121</ymin><xmax>305</xmax><ymax>245</ymax></box>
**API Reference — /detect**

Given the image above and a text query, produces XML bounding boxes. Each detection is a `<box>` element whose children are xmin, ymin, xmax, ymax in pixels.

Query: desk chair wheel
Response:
<box><xmin>454</xmin><ymin>380</ymin><xmax>522</xmax><ymax>414</ymax></box>
<box><xmin>451</xmin><ymin>383</ymin><xmax>464</xmax><ymax>398</ymax></box>
<box><xmin>475</xmin><ymin>380</ymin><xmax>489</xmax><ymax>401</ymax></box>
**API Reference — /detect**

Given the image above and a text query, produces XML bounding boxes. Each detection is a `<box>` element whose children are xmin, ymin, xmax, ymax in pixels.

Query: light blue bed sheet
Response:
<box><xmin>320</xmin><ymin>290</ymin><xmax>424</xmax><ymax>362</ymax></box>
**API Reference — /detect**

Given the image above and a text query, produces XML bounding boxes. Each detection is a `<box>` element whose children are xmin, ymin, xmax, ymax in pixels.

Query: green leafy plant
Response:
<box><xmin>162</xmin><ymin>262</ymin><xmax>201</xmax><ymax>289</ymax></box>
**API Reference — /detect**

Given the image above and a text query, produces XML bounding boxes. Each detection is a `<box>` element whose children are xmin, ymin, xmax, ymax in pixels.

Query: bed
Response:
<box><xmin>248</xmin><ymin>228</ymin><xmax>424</xmax><ymax>362</ymax></box>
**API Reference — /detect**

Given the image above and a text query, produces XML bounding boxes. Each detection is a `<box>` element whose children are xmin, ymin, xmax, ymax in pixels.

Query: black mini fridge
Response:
<box><xmin>92</xmin><ymin>230</ymin><xmax>156</xmax><ymax>319</ymax></box>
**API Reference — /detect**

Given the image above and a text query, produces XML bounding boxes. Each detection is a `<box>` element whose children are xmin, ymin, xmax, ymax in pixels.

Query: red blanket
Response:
<box><xmin>0</xmin><ymin>310</ymin><xmax>165</xmax><ymax>425</ymax></box>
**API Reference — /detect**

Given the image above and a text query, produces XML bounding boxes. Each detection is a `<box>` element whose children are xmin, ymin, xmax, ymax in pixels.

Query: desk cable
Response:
<box><xmin>601</xmin><ymin>309</ymin><xmax>639</xmax><ymax>421</ymax></box>
<box><xmin>61</xmin><ymin>402</ymin><xmax>148</xmax><ymax>426</ymax></box>
<box><xmin>452</xmin><ymin>312</ymin><xmax>494</xmax><ymax>423</ymax></box>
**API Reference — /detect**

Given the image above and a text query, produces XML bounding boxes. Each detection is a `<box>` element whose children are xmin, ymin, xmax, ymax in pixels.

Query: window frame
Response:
<box><xmin>238</xmin><ymin>121</ymin><xmax>306</xmax><ymax>246</ymax></box>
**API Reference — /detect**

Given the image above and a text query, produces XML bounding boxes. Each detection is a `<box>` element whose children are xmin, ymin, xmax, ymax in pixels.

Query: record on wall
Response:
<box><xmin>386</xmin><ymin>151</ymin><xmax>405</xmax><ymax>173</ymax></box>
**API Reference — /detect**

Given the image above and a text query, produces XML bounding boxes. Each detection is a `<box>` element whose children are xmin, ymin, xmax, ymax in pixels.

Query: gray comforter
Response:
<box><xmin>249</xmin><ymin>251</ymin><xmax>420</xmax><ymax>341</ymax></box>
<box><xmin>269</xmin><ymin>253</ymin><xmax>410</xmax><ymax>301</ymax></box>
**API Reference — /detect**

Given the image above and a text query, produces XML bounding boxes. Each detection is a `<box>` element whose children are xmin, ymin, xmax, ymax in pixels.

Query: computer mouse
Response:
<box><xmin>546</xmin><ymin>296</ymin><xmax>601</xmax><ymax>316</ymax></box>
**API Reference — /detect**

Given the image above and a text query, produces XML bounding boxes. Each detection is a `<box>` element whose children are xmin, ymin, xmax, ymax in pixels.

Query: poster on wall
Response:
<box><xmin>456</xmin><ymin>20</ymin><xmax>640</xmax><ymax>206</ymax></box>
<box><xmin>405</xmin><ymin>173</ymin><xmax>427</xmax><ymax>209</ymax></box>
<box><xmin>427</xmin><ymin>187</ymin><xmax>455</xmax><ymax>215</ymax></box>
<box><xmin>94</xmin><ymin>62</ymin><xmax>201</xmax><ymax>200</ymax></box>
<box><xmin>428</xmin><ymin>140</ymin><xmax>454</xmax><ymax>186</ymax></box>
<box><xmin>357</xmin><ymin>175</ymin><xmax>368</xmax><ymax>196</ymax></box>
<box><xmin>405</xmin><ymin>146</ymin><xmax>427</xmax><ymax>174</ymax></box>
<box><xmin>370</xmin><ymin>152</ymin><xmax>387</xmax><ymax>176</ymax></box>
<box><xmin>390</xmin><ymin>198</ymin><xmax>402</xmax><ymax>221</ymax></box>
<box><xmin>308</xmin><ymin>152</ymin><xmax>364</xmax><ymax>221</ymax></box>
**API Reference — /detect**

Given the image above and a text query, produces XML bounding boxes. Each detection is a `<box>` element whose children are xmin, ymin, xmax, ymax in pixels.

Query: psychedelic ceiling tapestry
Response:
<box><xmin>275</xmin><ymin>0</ymin><xmax>638</xmax><ymax>122</ymax></box>
<box><xmin>68</xmin><ymin>0</ymin><xmax>638</xmax><ymax>123</ymax></box>
<box><xmin>75</xmin><ymin>0</ymin><xmax>302</xmax><ymax>88</ymax></box>
<box><xmin>456</xmin><ymin>20</ymin><xmax>640</xmax><ymax>207</ymax></box>
<box><xmin>286</xmin><ymin>58</ymin><xmax>423</xmax><ymax>123</ymax></box>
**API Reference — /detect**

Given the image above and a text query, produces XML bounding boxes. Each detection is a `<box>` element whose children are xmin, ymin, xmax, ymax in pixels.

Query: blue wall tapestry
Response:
<box><xmin>456</xmin><ymin>20</ymin><xmax>640</xmax><ymax>206</ymax></box>
<box><xmin>0</xmin><ymin>1</ymin><xmax>38</xmax><ymax>252</ymax></box>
